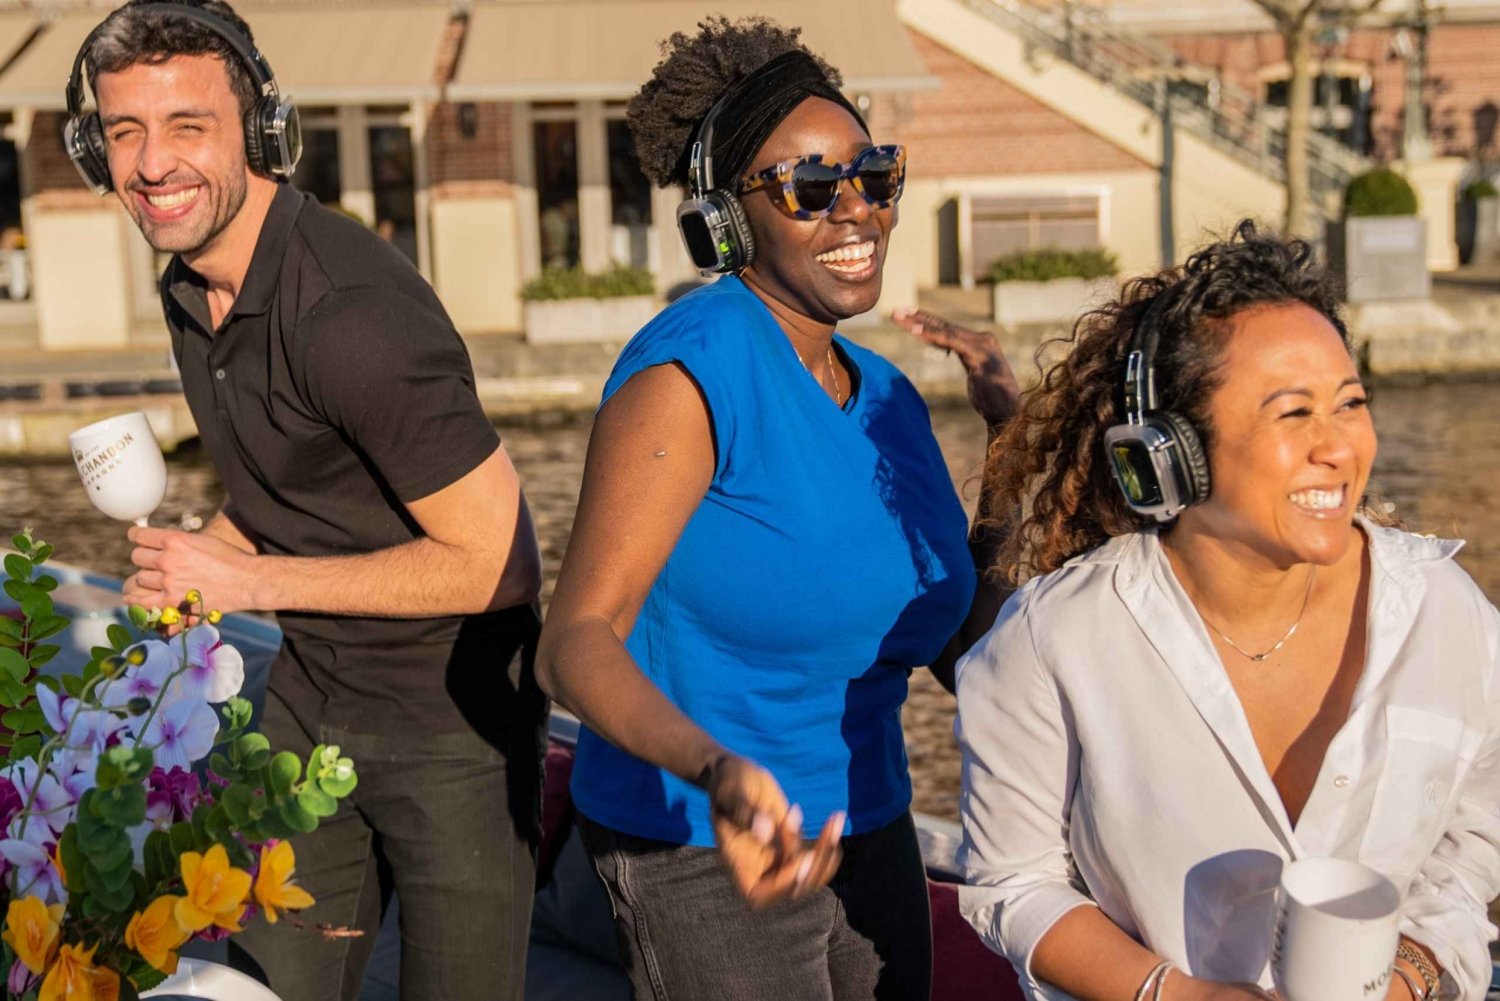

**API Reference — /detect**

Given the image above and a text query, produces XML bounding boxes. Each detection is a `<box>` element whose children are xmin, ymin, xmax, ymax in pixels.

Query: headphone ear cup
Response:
<box><xmin>79</xmin><ymin>113</ymin><xmax>111</xmax><ymax>190</ymax></box>
<box><xmin>242</xmin><ymin>99</ymin><xmax>271</xmax><ymax>176</ymax></box>
<box><xmin>1161</xmin><ymin>411</ymin><xmax>1212</xmax><ymax>507</ymax></box>
<box><xmin>718</xmin><ymin>191</ymin><xmax>755</xmax><ymax>271</ymax></box>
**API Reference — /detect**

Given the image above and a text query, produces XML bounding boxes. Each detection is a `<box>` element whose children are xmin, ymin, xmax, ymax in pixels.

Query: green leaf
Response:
<box><xmin>83</xmin><ymin>829</ymin><xmax>134</xmax><ymax>874</ymax></box>
<box><xmin>232</xmin><ymin>731</ymin><xmax>270</xmax><ymax>761</ymax></box>
<box><xmin>222</xmin><ymin>697</ymin><xmax>253</xmax><ymax>731</ymax></box>
<box><xmin>9</xmin><ymin>534</ymin><xmax>28</xmax><ymax>554</ymax></box>
<box><xmin>318</xmin><ymin>768</ymin><xmax>358</xmax><ymax>800</ymax></box>
<box><xmin>243</xmin><ymin>748</ymin><xmax>270</xmax><ymax>772</ymax></box>
<box><xmin>0</xmin><ymin>617</ymin><xmax>18</xmax><ymax>639</ymax></box>
<box><xmin>203</xmin><ymin>803</ymin><xmax>234</xmax><ymax>845</ymax></box>
<box><xmin>96</xmin><ymin>745</ymin><xmax>154</xmax><ymax>790</ymax></box>
<box><xmin>26</xmin><ymin>644</ymin><xmax>59</xmax><ymax>669</ymax></box>
<box><xmin>127</xmin><ymin>605</ymin><xmax>150</xmax><ymax>630</ymax></box>
<box><xmin>61</xmin><ymin>675</ymin><xmax>84</xmax><ymax>698</ymax></box>
<box><xmin>168</xmin><ymin>822</ymin><xmax>199</xmax><ymax>858</ymax></box>
<box><xmin>221</xmin><ymin>784</ymin><xmax>254</xmax><ymax>828</ymax></box>
<box><xmin>268</xmin><ymin>751</ymin><xmax>300</xmax><ymax>796</ymax></box>
<box><xmin>33</xmin><ymin>575</ymin><xmax>56</xmax><ymax>593</ymax></box>
<box><xmin>58</xmin><ymin>827</ymin><xmax>86</xmax><ymax>895</ymax></box>
<box><xmin>297</xmin><ymin>785</ymin><xmax>338</xmax><ymax>818</ymax></box>
<box><xmin>32</xmin><ymin>544</ymin><xmax>52</xmax><ymax>565</ymax></box>
<box><xmin>2</xmin><ymin>580</ymin><xmax>27</xmax><ymax>603</ymax></box>
<box><xmin>130</xmin><ymin>967</ymin><xmax>168</xmax><ymax>995</ymax></box>
<box><xmin>1</xmin><ymin>708</ymin><xmax>45</xmax><ymax>734</ymax></box>
<box><xmin>277</xmin><ymin>797</ymin><xmax>318</xmax><ymax>834</ymax></box>
<box><xmin>11</xmin><ymin>735</ymin><xmax>40</xmax><ymax>760</ymax></box>
<box><xmin>19</xmin><ymin>590</ymin><xmax>51</xmax><ymax>621</ymax></box>
<box><xmin>28</xmin><ymin>615</ymin><xmax>68</xmax><ymax>642</ymax></box>
<box><xmin>191</xmin><ymin>803</ymin><xmax>211</xmax><ymax>844</ymax></box>
<box><xmin>221</xmin><ymin>837</ymin><xmax>254</xmax><ymax>871</ymax></box>
<box><xmin>143</xmin><ymin>830</ymin><xmax>175</xmax><ymax>887</ymax></box>
<box><xmin>0</xmin><ymin>680</ymin><xmax>27</xmax><ymax>708</ymax></box>
<box><xmin>0</xmin><ymin>648</ymin><xmax>28</xmax><ymax>682</ymax></box>
<box><xmin>95</xmin><ymin>784</ymin><xmax>147</xmax><ymax>827</ymax></box>
<box><xmin>209</xmin><ymin>752</ymin><xmax>237</xmax><ymax>782</ymax></box>
<box><xmin>106</xmin><ymin>624</ymin><xmax>133</xmax><ymax>651</ymax></box>
<box><xmin>3</xmin><ymin>554</ymin><xmax>31</xmax><ymax>582</ymax></box>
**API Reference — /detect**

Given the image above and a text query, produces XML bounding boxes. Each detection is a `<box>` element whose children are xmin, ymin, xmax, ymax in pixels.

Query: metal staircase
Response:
<box><xmin>963</xmin><ymin>0</ymin><xmax>1371</xmax><ymax>214</ymax></box>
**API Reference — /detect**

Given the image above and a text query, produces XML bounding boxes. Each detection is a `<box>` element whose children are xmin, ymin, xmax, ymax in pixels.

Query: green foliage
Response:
<box><xmin>1343</xmin><ymin>167</ymin><xmax>1419</xmax><ymax>218</ymax></box>
<box><xmin>1463</xmin><ymin>178</ymin><xmax>1499</xmax><ymax>200</ymax></box>
<box><xmin>521</xmin><ymin>265</ymin><xmax>655</xmax><ymax>301</ymax></box>
<box><xmin>986</xmin><ymin>246</ymin><xmax>1119</xmax><ymax>284</ymax></box>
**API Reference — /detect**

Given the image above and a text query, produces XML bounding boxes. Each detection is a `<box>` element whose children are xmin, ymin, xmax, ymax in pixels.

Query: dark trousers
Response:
<box><xmin>229</xmin><ymin>687</ymin><xmax>543</xmax><ymax>1001</ymax></box>
<box><xmin>579</xmin><ymin>811</ymin><xmax>933</xmax><ymax>1001</ymax></box>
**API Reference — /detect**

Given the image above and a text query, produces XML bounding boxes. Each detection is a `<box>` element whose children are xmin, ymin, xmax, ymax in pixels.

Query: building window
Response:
<box><xmin>973</xmin><ymin>192</ymin><xmax>1102</xmax><ymax>271</ymax></box>
<box><xmin>369</xmin><ymin>125</ymin><xmax>417</xmax><ymax>264</ymax></box>
<box><xmin>0</xmin><ymin>114</ymin><xmax>25</xmax><ymax>301</ymax></box>
<box><xmin>533</xmin><ymin>120</ymin><xmax>580</xmax><ymax>270</ymax></box>
<box><xmin>607</xmin><ymin>119</ymin><xmax>652</xmax><ymax>269</ymax></box>
<box><xmin>297</xmin><ymin>127</ymin><xmax>343</xmax><ymax>211</ymax></box>
<box><xmin>1261</xmin><ymin>65</ymin><xmax>1371</xmax><ymax>153</ymax></box>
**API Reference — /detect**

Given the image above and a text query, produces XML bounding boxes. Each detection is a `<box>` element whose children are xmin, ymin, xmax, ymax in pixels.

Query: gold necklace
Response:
<box><xmin>1200</xmin><ymin>565</ymin><xmax>1317</xmax><ymax>662</ymax></box>
<box><xmin>797</xmin><ymin>345</ymin><xmax>843</xmax><ymax>405</ymax></box>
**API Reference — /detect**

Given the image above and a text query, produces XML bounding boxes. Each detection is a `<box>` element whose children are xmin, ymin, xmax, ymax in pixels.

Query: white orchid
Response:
<box><xmin>138</xmin><ymin>698</ymin><xmax>220</xmax><ymax>773</ymax></box>
<box><xmin>0</xmin><ymin>838</ymin><xmax>65</xmax><ymax>903</ymax></box>
<box><xmin>171</xmin><ymin>624</ymin><xmax>246</xmax><ymax>704</ymax></box>
<box><xmin>101</xmin><ymin>639</ymin><xmax>181</xmax><ymax>712</ymax></box>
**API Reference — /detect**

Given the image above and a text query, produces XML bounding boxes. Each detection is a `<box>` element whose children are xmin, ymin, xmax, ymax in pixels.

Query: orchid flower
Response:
<box><xmin>139</xmin><ymin>700</ymin><xmax>219</xmax><ymax>773</ymax></box>
<box><xmin>101</xmin><ymin>641</ymin><xmax>181</xmax><ymax>713</ymax></box>
<box><xmin>2</xmin><ymin>762</ymin><xmax>74</xmax><ymax>835</ymax></box>
<box><xmin>172</xmin><ymin>625</ymin><xmax>246</xmax><ymax>704</ymax></box>
<box><xmin>0</xmin><ymin>840</ymin><xmax>65</xmax><ymax>904</ymax></box>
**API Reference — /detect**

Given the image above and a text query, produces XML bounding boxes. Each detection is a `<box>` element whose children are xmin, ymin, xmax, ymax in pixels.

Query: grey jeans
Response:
<box><xmin>227</xmin><ymin>686</ymin><xmax>545</xmax><ymax>1001</ymax></box>
<box><xmin>579</xmin><ymin>811</ymin><xmax>932</xmax><ymax>1001</ymax></box>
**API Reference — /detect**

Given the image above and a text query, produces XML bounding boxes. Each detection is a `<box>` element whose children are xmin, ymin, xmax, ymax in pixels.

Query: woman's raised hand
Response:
<box><xmin>891</xmin><ymin>307</ymin><xmax>1021</xmax><ymax>429</ymax></box>
<box><xmin>707</xmin><ymin>754</ymin><xmax>844</xmax><ymax>909</ymax></box>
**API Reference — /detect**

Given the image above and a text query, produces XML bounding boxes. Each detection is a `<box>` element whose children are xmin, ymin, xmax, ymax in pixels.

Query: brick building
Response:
<box><xmin>0</xmin><ymin>0</ymin><xmax>1492</xmax><ymax>351</ymax></box>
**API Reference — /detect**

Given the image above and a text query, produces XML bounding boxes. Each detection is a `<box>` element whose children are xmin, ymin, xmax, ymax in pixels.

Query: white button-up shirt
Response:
<box><xmin>955</xmin><ymin>522</ymin><xmax>1500</xmax><ymax>1000</ymax></box>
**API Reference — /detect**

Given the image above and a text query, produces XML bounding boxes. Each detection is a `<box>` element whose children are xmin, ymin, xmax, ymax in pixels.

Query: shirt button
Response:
<box><xmin>214</xmin><ymin>368</ymin><xmax>226</xmax><ymax>381</ymax></box>
<box><xmin>1333</xmin><ymin>774</ymin><xmax>1350</xmax><ymax>788</ymax></box>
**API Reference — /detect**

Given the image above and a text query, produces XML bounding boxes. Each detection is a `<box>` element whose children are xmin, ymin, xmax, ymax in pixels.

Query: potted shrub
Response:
<box><xmin>1458</xmin><ymin>177</ymin><xmax>1499</xmax><ymax>265</ymax></box>
<box><xmin>521</xmin><ymin>266</ymin><xmax>656</xmax><ymax>345</ymax></box>
<box><xmin>1326</xmin><ymin>167</ymin><xmax>1429</xmax><ymax>302</ymax></box>
<box><xmin>987</xmin><ymin>247</ymin><xmax>1118</xmax><ymax>326</ymax></box>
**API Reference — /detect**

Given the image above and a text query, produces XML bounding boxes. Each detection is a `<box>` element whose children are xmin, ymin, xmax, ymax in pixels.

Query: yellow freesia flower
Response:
<box><xmin>2</xmin><ymin>896</ymin><xmax>63</xmax><ymax>974</ymax></box>
<box><xmin>123</xmin><ymin>895</ymin><xmax>190</xmax><ymax>975</ymax></box>
<box><xmin>38</xmin><ymin>943</ymin><xmax>119</xmax><ymax>1001</ymax></box>
<box><xmin>158</xmin><ymin>607</ymin><xmax>182</xmax><ymax>626</ymax></box>
<box><xmin>253</xmin><ymin>842</ymin><xmax>315</xmax><ymax>924</ymax></box>
<box><xmin>173</xmin><ymin>844</ymin><xmax>250</xmax><ymax>933</ymax></box>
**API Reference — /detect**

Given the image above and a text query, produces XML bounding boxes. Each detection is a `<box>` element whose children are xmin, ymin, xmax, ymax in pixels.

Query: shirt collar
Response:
<box><xmin>165</xmin><ymin>182</ymin><xmax>303</xmax><ymax>331</ymax></box>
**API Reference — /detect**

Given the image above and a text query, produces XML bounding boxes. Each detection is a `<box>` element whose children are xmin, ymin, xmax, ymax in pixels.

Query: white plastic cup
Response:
<box><xmin>68</xmin><ymin>411</ymin><xmax>167</xmax><ymax>527</ymax></box>
<box><xmin>1271</xmin><ymin>858</ymin><xmax>1400</xmax><ymax>1001</ymax></box>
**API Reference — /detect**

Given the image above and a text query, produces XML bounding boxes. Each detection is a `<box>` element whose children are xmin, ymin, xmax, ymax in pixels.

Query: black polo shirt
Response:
<box><xmin>164</xmin><ymin>183</ymin><xmax>539</xmax><ymax>739</ymax></box>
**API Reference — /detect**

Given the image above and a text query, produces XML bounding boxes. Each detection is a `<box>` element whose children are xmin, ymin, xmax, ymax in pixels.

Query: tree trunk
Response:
<box><xmin>1282</xmin><ymin>20</ymin><xmax>1317</xmax><ymax>236</ymax></box>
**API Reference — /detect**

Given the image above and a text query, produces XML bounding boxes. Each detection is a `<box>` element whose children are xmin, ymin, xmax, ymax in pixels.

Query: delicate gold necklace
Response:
<box><xmin>797</xmin><ymin>345</ymin><xmax>843</xmax><ymax>406</ymax></box>
<box><xmin>1200</xmin><ymin>565</ymin><xmax>1317</xmax><ymax>662</ymax></box>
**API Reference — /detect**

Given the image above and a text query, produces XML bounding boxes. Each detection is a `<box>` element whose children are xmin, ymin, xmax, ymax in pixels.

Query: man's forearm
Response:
<box><xmin>246</xmin><ymin>525</ymin><xmax>541</xmax><ymax>618</ymax></box>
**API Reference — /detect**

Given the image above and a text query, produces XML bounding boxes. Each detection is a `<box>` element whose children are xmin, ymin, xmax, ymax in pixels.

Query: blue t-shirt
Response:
<box><xmin>571</xmin><ymin>276</ymin><xmax>977</xmax><ymax>846</ymax></box>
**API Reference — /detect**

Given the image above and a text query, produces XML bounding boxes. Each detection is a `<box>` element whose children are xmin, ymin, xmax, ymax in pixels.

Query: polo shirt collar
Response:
<box><xmin>166</xmin><ymin>182</ymin><xmax>303</xmax><ymax>331</ymax></box>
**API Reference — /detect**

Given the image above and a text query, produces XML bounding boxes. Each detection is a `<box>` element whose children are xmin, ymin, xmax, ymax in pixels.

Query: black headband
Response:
<box><xmin>693</xmin><ymin>49</ymin><xmax>866</xmax><ymax>193</ymax></box>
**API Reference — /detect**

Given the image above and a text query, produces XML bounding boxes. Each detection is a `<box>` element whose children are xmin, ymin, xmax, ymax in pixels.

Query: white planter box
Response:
<box><xmin>1326</xmin><ymin>216</ymin><xmax>1430</xmax><ymax>303</ymax></box>
<box><xmin>992</xmin><ymin>277</ymin><xmax>1115</xmax><ymax>327</ymax></box>
<box><xmin>523</xmin><ymin>295</ymin><xmax>656</xmax><ymax>345</ymax></box>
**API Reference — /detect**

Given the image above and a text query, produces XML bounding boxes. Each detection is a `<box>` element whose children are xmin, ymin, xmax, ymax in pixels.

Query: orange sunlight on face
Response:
<box><xmin>1183</xmin><ymin>301</ymin><xmax>1377</xmax><ymax>570</ymax></box>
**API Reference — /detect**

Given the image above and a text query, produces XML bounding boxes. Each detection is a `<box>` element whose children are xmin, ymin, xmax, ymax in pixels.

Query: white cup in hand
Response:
<box><xmin>69</xmin><ymin>411</ymin><xmax>167</xmax><ymax>527</ymax></box>
<box><xmin>1271</xmin><ymin>858</ymin><xmax>1400</xmax><ymax>1001</ymax></box>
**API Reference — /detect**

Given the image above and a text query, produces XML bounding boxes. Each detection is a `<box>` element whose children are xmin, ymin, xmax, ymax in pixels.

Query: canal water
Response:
<box><xmin>2</xmin><ymin>380</ymin><xmax>1498</xmax><ymax>820</ymax></box>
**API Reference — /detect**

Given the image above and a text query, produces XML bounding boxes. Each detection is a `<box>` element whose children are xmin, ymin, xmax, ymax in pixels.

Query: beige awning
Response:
<box><xmin>448</xmin><ymin>0</ymin><xmax>937</xmax><ymax>101</ymax></box>
<box><xmin>0</xmin><ymin>12</ymin><xmax>40</xmax><ymax>79</ymax></box>
<box><xmin>0</xmin><ymin>4</ymin><xmax>452</xmax><ymax>110</ymax></box>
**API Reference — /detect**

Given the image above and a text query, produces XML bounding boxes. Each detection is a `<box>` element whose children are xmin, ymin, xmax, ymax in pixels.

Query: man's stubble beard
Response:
<box><xmin>133</xmin><ymin>158</ymin><xmax>250</xmax><ymax>258</ymax></box>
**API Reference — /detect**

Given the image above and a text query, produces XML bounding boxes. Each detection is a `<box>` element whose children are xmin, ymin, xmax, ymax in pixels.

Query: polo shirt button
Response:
<box><xmin>215</xmin><ymin>368</ymin><xmax>226</xmax><ymax>380</ymax></box>
<box><xmin>1333</xmin><ymin>774</ymin><xmax>1350</xmax><ymax>788</ymax></box>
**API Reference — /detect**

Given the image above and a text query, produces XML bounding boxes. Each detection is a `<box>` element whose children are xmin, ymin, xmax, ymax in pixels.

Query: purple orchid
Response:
<box><xmin>0</xmin><ymin>838</ymin><xmax>65</xmax><ymax>903</ymax></box>
<box><xmin>173</xmin><ymin>625</ymin><xmax>246</xmax><ymax>704</ymax></box>
<box><xmin>101</xmin><ymin>640</ymin><xmax>180</xmax><ymax>713</ymax></box>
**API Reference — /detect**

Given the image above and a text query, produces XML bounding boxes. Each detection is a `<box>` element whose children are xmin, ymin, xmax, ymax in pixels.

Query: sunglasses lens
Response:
<box><xmin>790</xmin><ymin>162</ymin><xmax>841</xmax><ymax>213</ymax></box>
<box><xmin>859</xmin><ymin>151</ymin><xmax>903</xmax><ymax>203</ymax></box>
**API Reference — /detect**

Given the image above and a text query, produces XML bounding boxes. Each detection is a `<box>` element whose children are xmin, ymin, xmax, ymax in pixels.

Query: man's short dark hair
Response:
<box><xmin>86</xmin><ymin>0</ymin><xmax>259</xmax><ymax>116</ymax></box>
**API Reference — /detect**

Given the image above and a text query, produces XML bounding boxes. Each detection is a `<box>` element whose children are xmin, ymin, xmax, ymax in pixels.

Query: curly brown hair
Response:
<box><xmin>983</xmin><ymin>219</ymin><xmax>1383</xmax><ymax>585</ymax></box>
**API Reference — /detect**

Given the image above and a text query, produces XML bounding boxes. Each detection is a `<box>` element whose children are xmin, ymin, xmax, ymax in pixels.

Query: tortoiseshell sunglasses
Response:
<box><xmin>738</xmin><ymin>144</ymin><xmax>906</xmax><ymax>220</ymax></box>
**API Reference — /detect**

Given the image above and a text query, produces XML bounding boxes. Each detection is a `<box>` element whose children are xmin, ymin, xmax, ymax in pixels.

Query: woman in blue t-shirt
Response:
<box><xmin>536</xmin><ymin>18</ymin><xmax>1018</xmax><ymax>1001</ymax></box>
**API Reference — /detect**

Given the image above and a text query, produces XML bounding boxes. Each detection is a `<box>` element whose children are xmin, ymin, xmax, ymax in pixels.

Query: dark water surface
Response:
<box><xmin>2</xmin><ymin>381</ymin><xmax>1497</xmax><ymax>820</ymax></box>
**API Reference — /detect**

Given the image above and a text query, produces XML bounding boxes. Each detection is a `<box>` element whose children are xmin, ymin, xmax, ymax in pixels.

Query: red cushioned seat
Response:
<box><xmin>929</xmin><ymin>879</ymin><xmax>1027</xmax><ymax>1001</ymax></box>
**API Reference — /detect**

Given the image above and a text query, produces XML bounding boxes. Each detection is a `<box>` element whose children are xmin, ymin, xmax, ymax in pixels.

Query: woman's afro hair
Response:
<box><xmin>626</xmin><ymin>16</ymin><xmax>841</xmax><ymax>188</ymax></box>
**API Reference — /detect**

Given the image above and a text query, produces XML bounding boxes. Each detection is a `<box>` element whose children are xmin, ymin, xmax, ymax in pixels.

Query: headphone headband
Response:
<box><xmin>1122</xmin><ymin>285</ymin><xmax>1178</xmax><ymax>423</ymax></box>
<box><xmin>67</xmin><ymin>3</ymin><xmax>277</xmax><ymax>118</ymax></box>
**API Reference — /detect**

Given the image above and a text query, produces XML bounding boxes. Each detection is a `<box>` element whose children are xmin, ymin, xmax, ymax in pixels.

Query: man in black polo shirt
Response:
<box><xmin>80</xmin><ymin>2</ymin><xmax>545</xmax><ymax>999</ymax></box>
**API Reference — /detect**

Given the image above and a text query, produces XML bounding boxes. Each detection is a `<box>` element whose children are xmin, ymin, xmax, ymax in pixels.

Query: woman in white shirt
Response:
<box><xmin>955</xmin><ymin>221</ymin><xmax>1499</xmax><ymax>1001</ymax></box>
